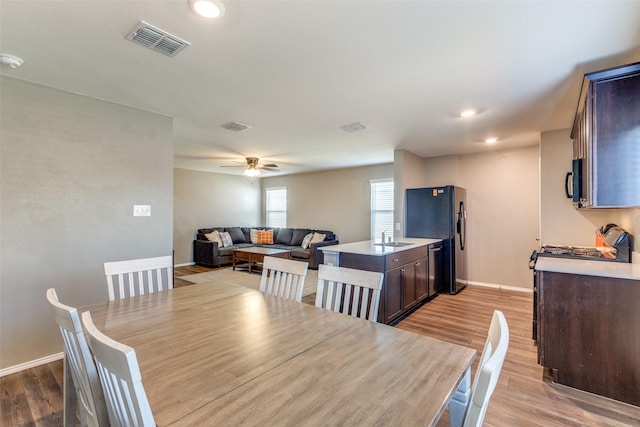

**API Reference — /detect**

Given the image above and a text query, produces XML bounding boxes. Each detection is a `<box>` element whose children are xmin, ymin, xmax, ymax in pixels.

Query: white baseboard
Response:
<box><xmin>467</xmin><ymin>280</ymin><xmax>533</xmax><ymax>293</ymax></box>
<box><xmin>0</xmin><ymin>352</ymin><xmax>64</xmax><ymax>377</ymax></box>
<box><xmin>175</xmin><ymin>262</ymin><xmax>195</xmax><ymax>267</ymax></box>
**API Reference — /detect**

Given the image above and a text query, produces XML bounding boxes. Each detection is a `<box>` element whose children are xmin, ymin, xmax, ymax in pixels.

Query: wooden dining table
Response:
<box><xmin>79</xmin><ymin>280</ymin><xmax>476</xmax><ymax>426</ymax></box>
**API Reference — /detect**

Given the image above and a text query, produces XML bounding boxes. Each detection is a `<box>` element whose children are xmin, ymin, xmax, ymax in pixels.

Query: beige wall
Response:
<box><xmin>455</xmin><ymin>147</ymin><xmax>540</xmax><ymax>288</ymax></box>
<box><xmin>395</xmin><ymin>146</ymin><xmax>539</xmax><ymax>289</ymax></box>
<box><xmin>394</xmin><ymin>149</ymin><xmax>429</xmax><ymax>240</ymax></box>
<box><xmin>540</xmin><ymin>128</ymin><xmax>637</xmax><ymax>255</ymax></box>
<box><xmin>173</xmin><ymin>168</ymin><xmax>260</xmax><ymax>264</ymax></box>
<box><xmin>540</xmin><ymin>129</ymin><xmax>620</xmax><ymax>247</ymax></box>
<box><xmin>261</xmin><ymin>164</ymin><xmax>393</xmax><ymax>243</ymax></box>
<box><xmin>0</xmin><ymin>77</ymin><xmax>173</xmax><ymax>370</ymax></box>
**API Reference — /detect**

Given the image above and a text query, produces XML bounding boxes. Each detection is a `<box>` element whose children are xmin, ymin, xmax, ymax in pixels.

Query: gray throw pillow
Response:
<box><xmin>226</xmin><ymin>227</ymin><xmax>246</xmax><ymax>244</ymax></box>
<box><xmin>291</xmin><ymin>229</ymin><xmax>311</xmax><ymax>246</ymax></box>
<box><xmin>275</xmin><ymin>228</ymin><xmax>293</xmax><ymax>245</ymax></box>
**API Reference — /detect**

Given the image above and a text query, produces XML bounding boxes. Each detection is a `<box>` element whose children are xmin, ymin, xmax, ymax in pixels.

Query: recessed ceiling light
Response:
<box><xmin>221</xmin><ymin>121</ymin><xmax>251</xmax><ymax>132</ymax></box>
<box><xmin>485</xmin><ymin>137</ymin><xmax>497</xmax><ymax>144</ymax></box>
<box><xmin>188</xmin><ymin>0</ymin><xmax>225</xmax><ymax>18</ymax></box>
<box><xmin>460</xmin><ymin>110</ymin><xmax>476</xmax><ymax>118</ymax></box>
<box><xmin>0</xmin><ymin>53</ymin><xmax>23</xmax><ymax>69</ymax></box>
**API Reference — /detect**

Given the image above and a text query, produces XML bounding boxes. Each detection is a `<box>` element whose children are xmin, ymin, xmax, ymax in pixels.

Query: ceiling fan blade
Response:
<box><xmin>259</xmin><ymin>163</ymin><xmax>278</xmax><ymax>168</ymax></box>
<box><xmin>220</xmin><ymin>165</ymin><xmax>244</xmax><ymax>168</ymax></box>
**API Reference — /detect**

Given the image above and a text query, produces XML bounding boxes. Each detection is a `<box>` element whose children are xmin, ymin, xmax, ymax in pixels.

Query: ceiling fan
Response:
<box><xmin>221</xmin><ymin>157</ymin><xmax>279</xmax><ymax>177</ymax></box>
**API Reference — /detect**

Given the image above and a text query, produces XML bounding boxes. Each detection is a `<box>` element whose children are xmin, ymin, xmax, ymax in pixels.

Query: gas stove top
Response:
<box><xmin>538</xmin><ymin>245</ymin><xmax>611</xmax><ymax>260</ymax></box>
<box><xmin>533</xmin><ymin>226</ymin><xmax>632</xmax><ymax>264</ymax></box>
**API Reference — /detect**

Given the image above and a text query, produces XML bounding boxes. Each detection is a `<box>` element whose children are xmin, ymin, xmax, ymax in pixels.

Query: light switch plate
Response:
<box><xmin>133</xmin><ymin>205</ymin><xmax>151</xmax><ymax>216</ymax></box>
<box><xmin>395</xmin><ymin>222</ymin><xmax>401</xmax><ymax>231</ymax></box>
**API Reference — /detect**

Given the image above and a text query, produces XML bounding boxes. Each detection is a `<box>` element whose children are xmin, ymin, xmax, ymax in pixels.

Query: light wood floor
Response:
<box><xmin>2</xmin><ymin>266</ymin><xmax>639</xmax><ymax>426</ymax></box>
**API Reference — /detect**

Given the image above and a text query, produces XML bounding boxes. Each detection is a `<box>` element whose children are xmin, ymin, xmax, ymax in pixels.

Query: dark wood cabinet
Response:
<box><xmin>571</xmin><ymin>62</ymin><xmax>640</xmax><ymax>208</ymax></box>
<box><xmin>537</xmin><ymin>270</ymin><xmax>640</xmax><ymax>406</ymax></box>
<box><xmin>340</xmin><ymin>244</ymin><xmax>437</xmax><ymax>324</ymax></box>
<box><xmin>414</xmin><ymin>258</ymin><xmax>428</xmax><ymax>301</ymax></box>
<box><xmin>385</xmin><ymin>267</ymin><xmax>403</xmax><ymax>322</ymax></box>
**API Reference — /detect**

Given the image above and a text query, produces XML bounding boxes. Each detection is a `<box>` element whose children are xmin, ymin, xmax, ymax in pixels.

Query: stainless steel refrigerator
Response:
<box><xmin>405</xmin><ymin>186</ymin><xmax>467</xmax><ymax>294</ymax></box>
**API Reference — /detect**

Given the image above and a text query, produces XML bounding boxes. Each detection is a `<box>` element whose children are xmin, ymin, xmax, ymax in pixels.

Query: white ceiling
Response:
<box><xmin>2</xmin><ymin>1</ymin><xmax>639</xmax><ymax>176</ymax></box>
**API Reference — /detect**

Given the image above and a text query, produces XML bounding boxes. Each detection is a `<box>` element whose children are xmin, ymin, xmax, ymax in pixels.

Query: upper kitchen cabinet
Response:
<box><xmin>570</xmin><ymin>62</ymin><xmax>640</xmax><ymax>208</ymax></box>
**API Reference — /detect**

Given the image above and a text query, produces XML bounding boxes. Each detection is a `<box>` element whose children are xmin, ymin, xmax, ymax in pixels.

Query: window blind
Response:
<box><xmin>371</xmin><ymin>179</ymin><xmax>394</xmax><ymax>242</ymax></box>
<box><xmin>266</xmin><ymin>187</ymin><xmax>287</xmax><ymax>228</ymax></box>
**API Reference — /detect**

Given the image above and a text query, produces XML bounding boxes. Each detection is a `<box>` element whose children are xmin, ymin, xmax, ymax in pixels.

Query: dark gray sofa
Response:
<box><xmin>194</xmin><ymin>227</ymin><xmax>338</xmax><ymax>269</ymax></box>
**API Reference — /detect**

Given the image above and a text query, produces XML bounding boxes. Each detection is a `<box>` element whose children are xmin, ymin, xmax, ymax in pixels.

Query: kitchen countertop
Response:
<box><xmin>535</xmin><ymin>256</ymin><xmax>640</xmax><ymax>281</ymax></box>
<box><xmin>320</xmin><ymin>238</ymin><xmax>442</xmax><ymax>256</ymax></box>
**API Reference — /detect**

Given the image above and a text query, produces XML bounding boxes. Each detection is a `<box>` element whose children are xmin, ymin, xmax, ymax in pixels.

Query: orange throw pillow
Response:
<box><xmin>257</xmin><ymin>229</ymin><xmax>274</xmax><ymax>244</ymax></box>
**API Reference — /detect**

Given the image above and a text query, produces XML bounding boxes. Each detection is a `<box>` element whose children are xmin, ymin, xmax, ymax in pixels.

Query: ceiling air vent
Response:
<box><xmin>340</xmin><ymin>122</ymin><xmax>368</xmax><ymax>133</ymax></box>
<box><xmin>221</xmin><ymin>122</ymin><xmax>252</xmax><ymax>132</ymax></box>
<box><xmin>126</xmin><ymin>21</ymin><xmax>190</xmax><ymax>57</ymax></box>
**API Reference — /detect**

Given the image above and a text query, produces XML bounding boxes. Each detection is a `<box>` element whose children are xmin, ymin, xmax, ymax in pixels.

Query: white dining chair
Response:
<box><xmin>259</xmin><ymin>256</ymin><xmax>309</xmax><ymax>302</ymax></box>
<box><xmin>46</xmin><ymin>288</ymin><xmax>109</xmax><ymax>427</ymax></box>
<box><xmin>462</xmin><ymin>309</ymin><xmax>510</xmax><ymax>427</ymax></box>
<box><xmin>81</xmin><ymin>311</ymin><xmax>155</xmax><ymax>427</ymax></box>
<box><xmin>315</xmin><ymin>264</ymin><xmax>384</xmax><ymax>322</ymax></box>
<box><xmin>103</xmin><ymin>255</ymin><xmax>173</xmax><ymax>300</ymax></box>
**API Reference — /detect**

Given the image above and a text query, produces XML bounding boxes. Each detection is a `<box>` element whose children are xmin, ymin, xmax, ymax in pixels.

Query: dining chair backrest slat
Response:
<box><xmin>81</xmin><ymin>311</ymin><xmax>155</xmax><ymax>427</ymax></box>
<box><xmin>463</xmin><ymin>309</ymin><xmax>510</xmax><ymax>427</ymax></box>
<box><xmin>46</xmin><ymin>288</ymin><xmax>109</xmax><ymax>427</ymax></box>
<box><xmin>104</xmin><ymin>255</ymin><xmax>173</xmax><ymax>300</ymax></box>
<box><xmin>315</xmin><ymin>264</ymin><xmax>383</xmax><ymax>322</ymax></box>
<box><xmin>259</xmin><ymin>256</ymin><xmax>309</xmax><ymax>302</ymax></box>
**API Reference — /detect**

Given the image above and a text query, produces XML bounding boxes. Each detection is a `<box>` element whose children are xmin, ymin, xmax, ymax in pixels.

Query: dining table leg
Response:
<box><xmin>448</xmin><ymin>366</ymin><xmax>471</xmax><ymax>427</ymax></box>
<box><xmin>63</xmin><ymin>354</ymin><xmax>77</xmax><ymax>427</ymax></box>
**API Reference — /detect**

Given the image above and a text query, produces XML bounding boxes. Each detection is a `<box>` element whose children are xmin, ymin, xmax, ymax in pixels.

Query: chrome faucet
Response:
<box><xmin>381</xmin><ymin>230</ymin><xmax>389</xmax><ymax>244</ymax></box>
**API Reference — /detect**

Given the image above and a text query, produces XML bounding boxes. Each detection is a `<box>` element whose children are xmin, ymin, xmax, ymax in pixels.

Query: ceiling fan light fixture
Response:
<box><xmin>244</xmin><ymin>167</ymin><xmax>260</xmax><ymax>177</ymax></box>
<box><xmin>188</xmin><ymin>0</ymin><xmax>225</xmax><ymax>18</ymax></box>
<box><xmin>459</xmin><ymin>109</ymin><xmax>476</xmax><ymax>118</ymax></box>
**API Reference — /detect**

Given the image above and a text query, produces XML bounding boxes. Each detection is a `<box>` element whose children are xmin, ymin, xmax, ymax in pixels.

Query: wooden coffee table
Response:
<box><xmin>232</xmin><ymin>247</ymin><xmax>291</xmax><ymax>274</ymax></box>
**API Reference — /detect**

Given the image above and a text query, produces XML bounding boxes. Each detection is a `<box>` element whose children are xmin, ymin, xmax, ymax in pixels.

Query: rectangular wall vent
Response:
<box><xmin>126</xmin><ymin>21</ymin><xmax>190</xmax><ymax>57</ymax></box>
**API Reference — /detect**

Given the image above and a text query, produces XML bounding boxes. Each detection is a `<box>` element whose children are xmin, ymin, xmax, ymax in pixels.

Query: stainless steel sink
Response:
<box><xmin>374</xmin><ymin>241</ymin><xmax>413</xmax><ymax>247</ymax></box>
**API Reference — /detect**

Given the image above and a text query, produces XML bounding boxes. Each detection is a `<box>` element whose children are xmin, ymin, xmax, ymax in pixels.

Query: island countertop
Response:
<box><xmin>320</xmin><ymin>238</ymin><xmax>442</xmax><ymax>257</ymax></box>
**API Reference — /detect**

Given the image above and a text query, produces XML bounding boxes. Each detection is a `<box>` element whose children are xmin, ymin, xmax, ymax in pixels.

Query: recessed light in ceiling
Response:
<box><xmin>485</xmin><ymin>137</ymin><xmax>498</xmax><ymax>144</ymax></box>
<box><xmin>340</xmin><ymin>122</ymin><xmax>368</xmax><ymax>132</ymax></box>
<box><xmin>460</xmin><ymin>110</ymin><xmax>476</xmax><ymax>118</ymax></box>
<box><xmin>0</xmin><ymin>53</ymin><xmax>23</xmax><ymax>69</ymax></box>
<box><xmin>221</xmin><ymin>121</ymin><xmax>252</xmax><ymax>132</ymax></box>
<box><xmin>188</xmin><ymin>0</ymin><xmax>225</xmax><ymax>18</ymax></box>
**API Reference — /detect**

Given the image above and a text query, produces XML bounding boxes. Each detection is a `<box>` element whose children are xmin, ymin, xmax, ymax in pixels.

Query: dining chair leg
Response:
<box><xmin>448</xmin><ymin>366</ymin><xmax>471</xmax><ymax>427</ymax></box>
<box><xmin>63</xmin><ymin>354</ymin><xmax>78</xmax><ymax>427</ymax></box>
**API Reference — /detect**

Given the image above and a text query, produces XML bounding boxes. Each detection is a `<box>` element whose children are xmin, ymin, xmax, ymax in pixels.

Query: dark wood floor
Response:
<box><xmin>3</xmin><ymin>266</ymin><xmax>639</xmax><ymax>426</ymax></box>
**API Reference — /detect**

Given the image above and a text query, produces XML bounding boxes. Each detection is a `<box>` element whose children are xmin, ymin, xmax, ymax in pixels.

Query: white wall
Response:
<box><xmin>0</xmin><ymin>77</ymin><xmax>174</xmax><ymax>369</ymax></box>
<box><xmin>173</xmin><ymin>168</ymin><xmax>261</xmax><ymax>264</ymax></box>
<box><xmin>261</xmin><ymin>164</ymin><xmax>393</xmax><ymax>244</ymax></box>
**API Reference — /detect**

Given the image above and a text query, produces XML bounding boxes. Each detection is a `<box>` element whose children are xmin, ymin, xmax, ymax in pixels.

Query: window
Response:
<box><xmin>266</xmin><ymin>187</ymin><xmax>287</xmax><ymax>228</ymax></box>
<box><xmin>371</xmin><ymin>179</ymin><xmax>394</xmax><ymax>242</ymax></box>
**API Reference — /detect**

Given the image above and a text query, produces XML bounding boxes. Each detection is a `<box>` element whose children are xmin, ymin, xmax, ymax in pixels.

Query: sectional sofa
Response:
<box><xmin>194</xmin><ymin>227</ymin><xmax>339</xmax><ymax>269</ymax></box>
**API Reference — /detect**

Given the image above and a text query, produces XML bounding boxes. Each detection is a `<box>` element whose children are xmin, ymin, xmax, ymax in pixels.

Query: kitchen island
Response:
<box><xmin>535</xmin><ymin>257</ymin><xmax>640</xmax><ymax>407</ymax></box>
<box><xmin>321</xmin><ymin>238</ymin><xmax>442</xmax><ymax>324</ymax></box>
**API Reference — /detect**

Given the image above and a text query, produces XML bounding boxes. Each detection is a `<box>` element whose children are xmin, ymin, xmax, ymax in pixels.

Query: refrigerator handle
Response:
<box><xmin>457</xmin><ymin>201</ymin><xmax>466</xmax><ymax>250</ymax></box>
